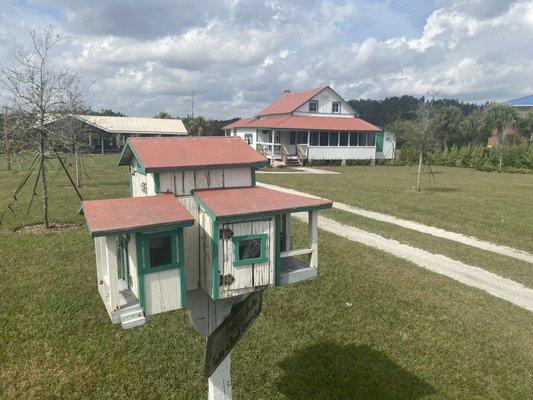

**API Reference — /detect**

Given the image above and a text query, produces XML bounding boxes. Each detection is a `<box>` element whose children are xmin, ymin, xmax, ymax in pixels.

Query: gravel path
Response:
<box><xmin>259</xmin><ymin>182</ymin><xmax>533</xmax><ymax>264</ymax></box>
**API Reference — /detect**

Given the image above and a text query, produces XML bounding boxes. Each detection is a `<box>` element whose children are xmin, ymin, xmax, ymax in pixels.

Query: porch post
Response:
<box><xmin>271</xmin><ymin>130</ymin><xmax>275</xmax><ymax>157</ymax></box>
<box><xmin>308</xmin><ymin>210</ymin><xmax>318</xmax><ymax>269</ymax></box>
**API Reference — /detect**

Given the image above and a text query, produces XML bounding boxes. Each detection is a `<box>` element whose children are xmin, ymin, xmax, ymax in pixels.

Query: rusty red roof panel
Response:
<box><xmin>121</xmin><ymin>136</ymin><xmax>268</xmax><ymax>171</ymax></box>
<box><xmin>81</xmin><ymin>194</ymin><xmax>194</xmax><ymax>236</ymax></box>
<box><xmin>194</xmin><ymin>186</ymin><xmax>332</xmax><ymax>219</ymax></box>
<box><xmin>222</xmin><ymin>115</ymin><xmax>381</xmax><ymax>132</ymax></box>
<box><xmin>256</xmin><ymin>87</ymin><xmax>325</xmax><ymax>116</ymax></box>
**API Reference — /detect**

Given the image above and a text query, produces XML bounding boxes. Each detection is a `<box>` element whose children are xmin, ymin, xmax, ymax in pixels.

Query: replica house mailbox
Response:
<box><xmin>79</xmin><ymin>137</ymin><xmax>332</xmax><ymax>399</ymax></box>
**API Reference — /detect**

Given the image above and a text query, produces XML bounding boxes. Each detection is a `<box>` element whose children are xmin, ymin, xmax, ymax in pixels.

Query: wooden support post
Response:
<box><xmin>308</xmin><ymin>210</ymin><xmax>318</xmax><ymax>269</ymax></box>
<box><xmin>105</xmin><ymin>236</ymin><xmax>120</xmax><ymax>311</ymax></box>
<box><xmin>283</xmin><ymin>213</ymin><xmax>292</xmax><ymax>252</ymax></box>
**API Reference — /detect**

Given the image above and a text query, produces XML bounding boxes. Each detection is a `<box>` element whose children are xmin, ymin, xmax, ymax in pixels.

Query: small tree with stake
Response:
<box><xmin>0</xmin><ymin>26</ymin><xmax>86</xmax><ymax>229</ymax></box>
<box><xmin>485</xmin><ymin>104</ymin><xmax>519</xmax><ymax>173</ymax></box>
<box><xmin>400</xmin><ymin>96</ymin><xmax>439</xmax><ymax>191</ymax></box>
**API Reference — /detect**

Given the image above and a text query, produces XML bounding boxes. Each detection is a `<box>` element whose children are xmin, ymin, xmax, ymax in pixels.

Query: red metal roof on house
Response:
<box><xmin>223</xmin><ymin>115</ymin><xmax>381</xmax><ymax>132</ymax></box>
<box><xmin>118</xmin><ymin>136</ymin><xmax>268</xmax><ymax>171</ymax></box>
<box><xmin>194</xmin><ymin>186</ymin><xmax>332</xmax><ymax>219</ymax></box>
<box><xmin>256</xmin><ymin>87</ymin><xmax>325</xmax><ymax>116</ymax></box>
<box><xmin>81</xmin><ymin>194</ymin><xmax>194</xmax><ymax>236</ymax></box>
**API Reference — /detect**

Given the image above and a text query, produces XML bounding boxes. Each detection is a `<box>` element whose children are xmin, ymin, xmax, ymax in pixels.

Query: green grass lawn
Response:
<box><xmin>1</xmin><ymin>155</ymin><xmax>532</xmax><ymax>399</ymax></box>
<box><xmin>259</xmin><ymin>165</ymin><xmax>533</xmax><ymax>253</ymax></box>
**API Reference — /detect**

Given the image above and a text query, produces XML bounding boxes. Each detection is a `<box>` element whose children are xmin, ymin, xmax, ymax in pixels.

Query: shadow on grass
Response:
<box><xmin>427</xmin><ymin>187</ymin><xmax>459</xmax><ymax>193</ymax></box>
<box><xmin>277</xmin><ymin>342</ymin><xmax>435</xmax><ymax>400</ymax></box>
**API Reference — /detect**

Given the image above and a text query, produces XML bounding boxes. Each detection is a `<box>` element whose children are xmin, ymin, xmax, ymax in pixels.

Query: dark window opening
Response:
<box><xmin>329</xmin><ymin>132</ymin><xmax>339</xmax><ymax>146</ymax></box>
<box><xmin>319</xmin><ymin>132</ymin><xmax>329</xmax><ymax>146</ymax></box>
<box><xmin>297</xmin><ymin>132</ymin><xmax>308</xmax><ymax>144</ymax></box>
<box><xmin>309</xmin><ymin>100</ymin><xmax>319</xmax><ymax>113</ymax></box>
<box><xmin>238</xmin><ymin>239</ymin><xmax>262</xmax><ymax>261</ymax></box>
<box><xmin>339</xmin><ymin>133</ymin><xmax>349</xmax><ymax>146</ymax></box>
<box><xmin>149</xmin><ymin>236</ymin><xmax>172</xmax><ymax>268</ymax></box>
<box><xmin>310</xmin><ymin>133</ymin><xmax>319</xmax><ymax>146</ymax></box>
<box><xmin>349</xmin><ymin>132</ymin><xmax>358</xmax><ymax>146</ymax></box>
<box><xmin>367</xmin><ymin>132</ymin><xmax>376</xmax><ymax>146</ymax></box>
<box><xmin>359</xmin><ymin>132</ymin><xmax>368</xmax><ymax>146</ymax></box>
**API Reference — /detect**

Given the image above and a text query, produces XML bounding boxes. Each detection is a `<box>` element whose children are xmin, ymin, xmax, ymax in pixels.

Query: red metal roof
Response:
<box><xmin>117</xmin><ymin>136</ymin><xmax>268</xmax><ymax>171</ymax></box>
<box><xmin>222</xmin><ymin>115</ymin><xmax>381</xmax><ymax>132</ymax></box>
<box><xmin>194</xmin><ymin>186</ymin><xmax>332</xmax><ymax>219</ymax></box>
<box><xmin>81</xmin><ymin>194</ymin><xmax>194</xmax><ymax>236</ymax></box>
<box><xmin>256</xmin><ymin>87</ymin><xmax>325</xmax><ymax>116</ymax></box>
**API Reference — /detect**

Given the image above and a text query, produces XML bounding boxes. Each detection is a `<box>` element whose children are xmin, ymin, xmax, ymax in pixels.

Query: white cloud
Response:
<box><xmin>0</xmin><ymin>0</ymin><xmax>532</xmax><ymax>119</ymax></box>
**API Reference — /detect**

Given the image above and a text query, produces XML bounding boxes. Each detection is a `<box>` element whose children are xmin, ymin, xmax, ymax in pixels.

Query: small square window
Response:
<box><xmin>233</xmin><ymin>234</ymin><xmax>268</xmax><ymax>266</ymax></box>
<box><xmin>309</xmin><ymin>100</ymin><xmax>319</xmax><ymax>113</ymax></box>
<box><xmin>149</xmin><ymin>236</ymin><xmax>172</xmax><ymax>268</ymax></box>
<box><xmin>332</xmin><ymin>101</ymin><xmax>340</xmax><ymax>113</ymax></box>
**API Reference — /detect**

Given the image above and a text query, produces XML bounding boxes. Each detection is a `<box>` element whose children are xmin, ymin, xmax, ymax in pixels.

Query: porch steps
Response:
<box><xmin>285</xmin><ymin>156</ymin><xmax>302</xmax><ymax>167</ymax></box>
<box><xmin>119</xmin><ymin>304</ymin><xmax>146</xmax><ymax>329</ymax></box>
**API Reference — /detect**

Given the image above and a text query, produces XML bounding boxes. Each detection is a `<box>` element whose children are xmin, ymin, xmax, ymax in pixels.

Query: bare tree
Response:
<box><xmin>400</xmin><ymin>95</ymin><xmax>439</xmax><ymax>191</ymax></box>
<box><xmin>1</xmin><ymin>26</ymin><xmax>87</xmax><ymax>228</ymax></box>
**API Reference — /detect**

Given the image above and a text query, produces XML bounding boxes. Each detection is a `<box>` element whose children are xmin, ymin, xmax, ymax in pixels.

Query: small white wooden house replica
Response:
<box><xmin>79</xmin><ymin>137</ymin><xmax>332</xmax><ymax>328</ymax></box>
<box><xmin>223</xmin><ymin>86</ymin><xmax>396</xmax><ymax>165</ymax></box>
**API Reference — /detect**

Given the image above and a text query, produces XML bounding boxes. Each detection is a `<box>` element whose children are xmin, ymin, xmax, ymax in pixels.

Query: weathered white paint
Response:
<box><xmin>307</xmin><ymin>146</ymin><xmax>375</xmax><ymax>160</ymax></box>
<box><xmin>128</xmin><ymin>233</ymin><xmax>139</xmax><ymax>298</ymax></box>
<box><xmin>293</xmin><ymin>87</ymin><xmax>355</xmax><ymax>116</ymax></box>
<box><xmin>219</xmin><ymin>219</ymin><xmax>275</xmax><ymax>299</ymax></box>
<box><xmin>179</xmin><ymin>196</ymin><xmax>200</xmax><ymax>290</ymax></box>
<box><xmin>104</xmin><ymin>236</ymin><xmax>119</xmax><ymax>311</ymax></box>
<box><xmin>144</xmin><ymin>267</ymin><xmax>183</xmax><ymax>315</ymax></box>
<box><xmin>157</xmin><ymin>167</ymin><xmax>252</xmax><ymax>196</ymax></box>
<box><xmin>199</xmin><ymin>208</ymin><xmax>214</xmax><ymax>296</ymax></box>
<box><xmin>308</xmin><ymin>211</ymin><xmax>318</xmax><ymax>269</ymax></box>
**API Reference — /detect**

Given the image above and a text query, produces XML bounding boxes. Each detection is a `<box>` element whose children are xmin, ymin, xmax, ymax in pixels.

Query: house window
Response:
<box><xmin>244</xmin><ymin>133</ymin><xmax>253</xmax><ymax>145</ymax></box>
<box><xmin>139</xmin><ymin>231</ymin><xmax>178</xmax><ymax>272</ymax></box>
<box><xmin>233</xmin><ymin>234</ymin><xmax>268</xmax><ymax>266</ymax></box>
<box><xmin>349</xmin><ymin>132</ymin><xmax>358</xmax><ymax>146</ymax></box>
<box><xmin>359</xmin><ymin>132</ymin><xmax>368</xmax><ymax>146</ymax></box>
<box><xmin>297</xmin><ymin>132</ymin><xmax>308</xmax><ymax>144</ymax></box>
<box><xmin>332</xmin><ymin>101</ymin><xmax>341</xmax><ymax>113</ymax></box>
<box><xmin>319</xmin><ymin>131</ymin><xmax>329</xmax><ymax>146</ymax></box>
<box><xmin>309</xmin><ymin>100</ymin><xmax>319</xmax><ymax>113</ymax></box>
<box><xmin>289</xmin><ymin>131</ymin><xmax>297</xmax><ymax>145</ymax></box>
<box><xmin>367</xmin><ymin>132</ymin><xmax>376</xmax><ymax>146</ymax></box>
<box><xmin>339</xmin><ymin>132</ymin><xmax>349</xmax><ymax>146</ymax></box>
<box><xmin>329</xmin><ymin>132</ymin><xmax>339</xmax><ymax>146</ymax></box>
<box><xmin>310</xmin><ymin>133</ymin><xmax>319</xmax><ymax>146</ymax></box>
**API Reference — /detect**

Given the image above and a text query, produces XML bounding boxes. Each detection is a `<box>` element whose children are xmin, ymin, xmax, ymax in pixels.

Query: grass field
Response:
<box><xmin>1</xmin><ymin>155</ymin><xmax>532</xmax><ymax>399</ymax></box>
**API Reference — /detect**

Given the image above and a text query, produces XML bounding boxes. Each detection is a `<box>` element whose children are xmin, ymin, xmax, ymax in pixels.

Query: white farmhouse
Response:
<box><xmin>223</xmin><ymin>86</ymin><xmax>396</xmax><ymax>165</ymax></box>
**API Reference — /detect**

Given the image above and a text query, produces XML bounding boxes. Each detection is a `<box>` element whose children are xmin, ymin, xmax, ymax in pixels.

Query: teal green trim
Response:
<box><xmin>138</xmin><ymin>230</ymin><xmax>179</xmax><ymax>274</ymax></box>
<box><xmin>144</xmin><ymin>161</ymin><xmax>269</xmax><ymax>174</ymax></box>
<box><xmin>376</xmin><ymin>131</ymin><xmax>384</xmax><ymax>152</ymax></box>
<box><xmin>216</xmin><ymin>203</ymin><xmax>333</xmax><ymax>223</ymax></box>
<box><xmin>153</xmin><ymin>172</ymin><xmax>160</xmax><ymax>194</ymax></box>
<box><xmin>232</xmin><ymin>233</ymin><xmax>268</xmax><ymax>266</ymax></box>
<box><xmin>116</xmin><ymin>141</ymin><xmax>132</xmax><ymax>166</ymax></box>
<box><xmin>118</xmin><ymin>235</ymin><xmax>129</xmax><ymax>281</ymax></box>
<box><xmin>211</xmin><ymin>218</ymin><xmax>220</xmax><ymax>300</ymax></box>
<box><xmin>251</xmin><ymin>167</ymin><xmax>256</xmax><ymax>187</ymax></box>
<box><xmin>177</xmin><ymin>229</ymin><xmax>187</xmax><ymax>307</ymax></box>
<box><xmin>274</xmin><ymin>215</ymin><xmax>282</xmax><ymax>286</ymax></box>
<box><xmin>76</xmin><ymin>204</ymin><xmax>84</xmax><ymax>215</ymax></box>
<box><xmin>91</xmin><ymin>221</ymin><xmax>193</xmax><ymax>238</ymax></box>
<box><xmin>194</xmin><ymin>196</ymin><xmax>218</xmax><ymax>221</ymax></box>
<box><xmin>135</xmin><ymin>233</ymin><xmax>145</xmax><ymax>309</ymax></box>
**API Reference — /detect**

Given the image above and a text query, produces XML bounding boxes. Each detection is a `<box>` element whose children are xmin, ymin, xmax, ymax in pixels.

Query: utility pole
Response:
<box><xmin>3</xmin><ymin>106</ymin><xmax>11</xmax><ymax>172</ymax></box>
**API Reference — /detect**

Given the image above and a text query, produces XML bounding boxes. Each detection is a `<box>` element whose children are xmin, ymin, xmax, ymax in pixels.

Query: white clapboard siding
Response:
<box><xmin>94</xmin><ymin>236</ymin><xmax>105</xmax><ymax>284</ymax></box>
<box><xmin>198</xmin><ymin>209</ymin><xmax>214</xmax><ymax>295</ymax></box>
<box><xmin>219</xmin><ymin>218</ymin><xmax>274</xmax><ymax>299</ymax></box>
<box><xmin>179</xmin><ymin>196</ymin><xmax>200</xmax><ymax>290</ymax></box>
<box><xmin>104</xmin><ymin>236</ymin><xmax>119</xmax><ymax>311</ymax></box>
<box><xmin>144</xmin><ymin>268</ymin><xmax>182</xmax><ymax>315</ymax></box>
<box><xmin>128</xmin><ymin>233</ymin><xmax>139</xmax><ymax>298</ymax></box>
<box><xmin>158</xmin><ymin>167</ymin><xmax>252</xmax><ymax>196</ymax></box>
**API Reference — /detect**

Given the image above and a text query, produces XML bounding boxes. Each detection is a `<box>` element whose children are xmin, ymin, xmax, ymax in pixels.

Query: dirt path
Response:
<box><xmin>293</xmin><ymin>212</ymin><xmax>533</xmax><ymax>312</ymax></box>
<box><xmin>259</xmin><ymin>182</ymin><xmax>533</xmax><ymax>264</ymax></box>
<box><xmin>257</xmin><ymin>167</ymin><xmax>339</xmax><ymax>175</ymax></box>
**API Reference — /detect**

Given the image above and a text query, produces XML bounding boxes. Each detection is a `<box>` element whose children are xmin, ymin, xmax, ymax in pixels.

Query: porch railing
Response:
<box><xmin>281</xmin><ymin>145</ymin><xmax>289</xmax><ymax>164</ymax></box>
<box><xmin>296</xmin><ymin>144</ymin><xmax>307</xmax><ymax>165</ymax></box>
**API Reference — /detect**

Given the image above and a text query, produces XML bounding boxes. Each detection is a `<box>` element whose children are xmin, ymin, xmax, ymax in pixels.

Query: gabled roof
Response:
<box><xmin>505</xmin><ymin>95</ymin><xmax>533</xmax><ymax>107</ymax></box>
<box><xmin>256</xmin><ymin>87</ymin><xmax>326</xmax><ymax>116</ymax></box>
<box><xmin>76</xmin><ymin>115</ymin><xmax>188</xmax><ymax>135</ymax></box>
<box><xmin>222</xmin><ymin>115</ymin><xmax>381</xmax><ymax>132</ymax></box>
<box><xmin>117</xmin><ymin>136</ymin><xmax>269</xmax><ymax>172</ymax></box>
<box><xmin>80</xmin><ymin>194</ymin><xmax>194</xmax><ymax>237</ymax></box>
<box><xmin>194</xmin><ymin>186</ymin><xmax>332</xmax><ymax>220</ymax></box>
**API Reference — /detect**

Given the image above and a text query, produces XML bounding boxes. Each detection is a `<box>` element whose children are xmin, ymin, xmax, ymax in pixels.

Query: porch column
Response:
<box><xmin>283</xmin><ymin>214</ymin><xmax>292</xmax><ymax>251</ymax></box>
<box><xmin>271</xmin><ymin>130</ymin><xmax>275</xmax><ymax>157</ymax></box>
<box><xmin>105</xmin><ymin>236</ymin><xmax>120</xmax><ymax>311</ymax></box>
<box><xmin>308</xmin><ymin>210</ymin><xmax>318</xmax><ymax>269</ymax></box>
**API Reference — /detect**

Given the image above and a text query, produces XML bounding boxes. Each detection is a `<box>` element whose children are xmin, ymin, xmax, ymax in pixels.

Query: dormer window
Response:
<box><xmin>332</xmin><ymin>101</ymin><xmax>340</xmax><ymax>113</ymax></box>
<box><xmin>309</xmin><ymin>100</ymin><xmax>319</xmax><ymax>113</ymax></box>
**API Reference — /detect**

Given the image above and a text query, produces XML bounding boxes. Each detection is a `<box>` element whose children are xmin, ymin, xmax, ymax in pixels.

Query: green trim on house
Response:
<box><xmin>177</xmin><ymin>229</ymin><xmax>187</xmax><ymax>308</ymax></box>
<box><xmin>138</xmin><ymin>230</ymin><xmax>179</xmax><ymax>274</ymax></box>
<box><xmin>76</xmin><ymin>204</ymin><xmax>84</xmax><ymax>215</ymax></box>
<box><xmin>194</xmin><ymin>196</ymin><xmax>218</xmax><ymax>221</ymax></box>
<box><xmin>216</xmin><ymin>203</ymin><xmax>333</xmax><ymax>223</ymax></box>
<box><xmin>211</xmin><ymin>217</ymin><xmax>220</xmax><ymax>300</ymax></box>
<box><xmin>135</xmin><ymin>233</ymin><xmax>146</xmax><ymax>309</ymax></box>
<box><xmin>91</xmin><ymin>221</ymin><xmax>193</xmax><ymax>238</ymax></box>
<box><xmin>153</xmin><ymin>172</ymin><xmax>160</xmax><ymax>194</ymax></box>
<box><xmin>274</xmin><ymin>215</ymin><xmax>282</xmax><ymax>286</ymax></box>
<box><xmin>232</xmin><ymin>233</ymin><xmax>268</xmax><ymax>266</ymax></box>
<box><xmin>251</xmin><ymin>167</ymin><xmax>256</xmax><ymax>186</ymax></box>
<box><xmin>376</xmin><ymin>131</ymin><xmax>384</xmax><ymax>153</ymax></box>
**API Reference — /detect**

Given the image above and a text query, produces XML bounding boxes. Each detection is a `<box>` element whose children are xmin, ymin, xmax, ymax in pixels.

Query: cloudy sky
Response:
<box><xmin>1</xmin><ymin>0</ymin><xmax>532</xmax><ymax>119</ymax></box>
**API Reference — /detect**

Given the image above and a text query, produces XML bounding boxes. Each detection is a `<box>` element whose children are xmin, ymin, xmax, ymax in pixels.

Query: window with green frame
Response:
<box><xmin>232</xmin><ymin>234</ymin><xmax>268</xmax><ymax>266</ymax></box>
<box><xmin>138</xmin><ymin>231</ymin><xmax>179</xmax><ymax>273</ymax></box>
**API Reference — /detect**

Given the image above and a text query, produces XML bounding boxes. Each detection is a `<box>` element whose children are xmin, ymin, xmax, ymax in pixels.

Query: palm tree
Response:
<box><xmin>486</xmin><ymin>104</ymin><xmax>518</xmax><ymax>172</ymax></box>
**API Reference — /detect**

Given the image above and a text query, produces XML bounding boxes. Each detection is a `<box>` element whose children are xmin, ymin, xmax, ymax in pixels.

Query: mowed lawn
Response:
<box><xmin>1</xmin><ymin>155</ymin><xmax>532</xmax><ymax>399</ymax></box>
